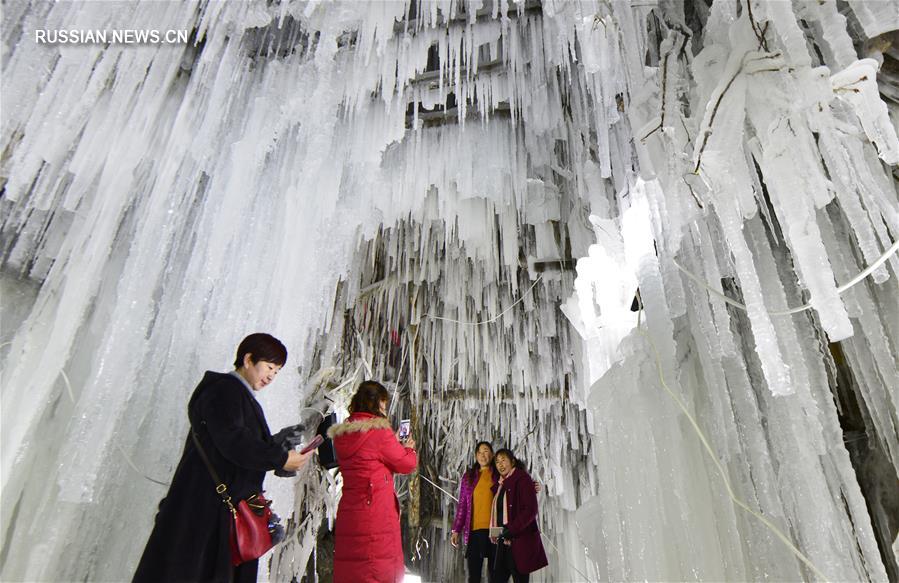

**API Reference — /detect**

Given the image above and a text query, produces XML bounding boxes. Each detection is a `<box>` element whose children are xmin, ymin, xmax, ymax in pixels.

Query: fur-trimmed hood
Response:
<box><xmin>327</xmin><ymin>413</ymin><xmax>392</xmax><ymax>458</ymax></box>
<box><xmin>327</xmin><ymin>413</ymin><xmax>392</xmax><ymax>438</ymax></box>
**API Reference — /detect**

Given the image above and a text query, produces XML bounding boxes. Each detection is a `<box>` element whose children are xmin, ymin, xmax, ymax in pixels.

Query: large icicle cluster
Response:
<box><xmin>1</xmin><ymin>1</ymin><xmax>898</xmax><ymax>582</ymax></box>
<box><xmin>562</xmin><ymin>1</ymin><xmax>899</xmax><ymax>580</ymax></box>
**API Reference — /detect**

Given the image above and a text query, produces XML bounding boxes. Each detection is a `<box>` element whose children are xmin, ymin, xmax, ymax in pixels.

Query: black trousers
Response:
<box><xmin>493</xmin><ymin>542</ymin><xmax>528</xmax><ymax>583</ymax></box>
<box><xmin>465</xmin><ymin>529</ymin><xmax>496</xmax><ymax>583</ymax></box>
<box><xmin>232</xmin><ymin>559</ymin><xmax>258</xmax><ymax>583</ymax></box>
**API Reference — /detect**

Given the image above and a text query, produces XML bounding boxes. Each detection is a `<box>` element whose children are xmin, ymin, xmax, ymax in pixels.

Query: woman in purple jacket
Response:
<box><xmin>451</xmin><ymin>441</ymin><xmax>500</xmax><ymax>583</ymax></box>
<box><xmin>489</xmin><ymin>448</ymin><xmax>548</xmax><ymax>583</ymax></box>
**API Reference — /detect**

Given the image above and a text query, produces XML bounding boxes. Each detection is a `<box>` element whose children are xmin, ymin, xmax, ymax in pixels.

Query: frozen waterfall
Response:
<box><xmin>2</xmin><ymin>0</ymin><xmax>898</xmax><ymax>581</ymax></box>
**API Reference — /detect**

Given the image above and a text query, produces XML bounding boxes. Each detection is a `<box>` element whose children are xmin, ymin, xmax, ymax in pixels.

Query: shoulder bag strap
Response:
<box><xmin>191</xmin><ymin>428</ymin><xmax>237</xmax><ymax>516</ymax></box>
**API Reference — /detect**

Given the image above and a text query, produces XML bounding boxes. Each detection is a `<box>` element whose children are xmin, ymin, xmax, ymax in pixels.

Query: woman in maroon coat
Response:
<box><xmin>489</xmin><ymin>449</ymin><xmax>548</xmax><ymax>583</ymax></box>
<box><xmin>328</xmin><ymin>381</ymin><xmax>418</xmax><ymax>583</ymax></box>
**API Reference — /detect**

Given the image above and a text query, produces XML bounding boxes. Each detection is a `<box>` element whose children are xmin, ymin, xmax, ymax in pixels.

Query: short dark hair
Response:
<box><xmin>494</xmin><ymin>448</ymin><xmax>518</xmax><ymax>468</ymax></box>
<box><xmin>349</xmin><ymin>380</ymin><xmax>390</xmax><ymax>416</ymax></box>
<box><xmin>234</xmin><ymin>333</ymin><xmax>288</xmax><ymax>369</ymax></box>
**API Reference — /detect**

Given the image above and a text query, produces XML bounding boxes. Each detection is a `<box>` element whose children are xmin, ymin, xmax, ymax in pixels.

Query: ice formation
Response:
<box><xmin>1</xmin><ymin>0</ymin><xmax>898</xmax><ymax>581</ymax></box>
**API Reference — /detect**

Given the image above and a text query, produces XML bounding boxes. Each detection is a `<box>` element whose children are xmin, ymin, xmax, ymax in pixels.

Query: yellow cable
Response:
<box><xmin>423</xmin><ymin>276</ymin><xmax>544</xmax><ymax>326</ymax></box>
<box><xmin>672</xmin><ymin>238</ymin><xmax>899</xmax><ymax>317</ymax></box>
<box><xmin>636</xmin><ymin>323</ymin><xmax>830</xmax><ymax>581</ymax></box>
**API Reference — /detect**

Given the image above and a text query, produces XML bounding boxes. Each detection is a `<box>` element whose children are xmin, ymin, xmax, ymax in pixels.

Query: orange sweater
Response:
<box><xmin>472</xmin><ymin>468</ymin><xmax>493</xmax><ymax>530</ymax></box>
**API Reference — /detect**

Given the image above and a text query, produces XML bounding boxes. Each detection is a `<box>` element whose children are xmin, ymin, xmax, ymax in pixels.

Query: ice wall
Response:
<box><xmin>1</xmin><ymin>1</ymin><xmax>898</xmax><ymax>582</ymax></box>
<box><xmin>1</xmin><ymin>2</ymin><xmax>370</xmax><ymax>580</ymax></box>
<box><xmin>564</xmin><ymin>0</ymin><xmax>899</xmax><ymax>580</ymax></box>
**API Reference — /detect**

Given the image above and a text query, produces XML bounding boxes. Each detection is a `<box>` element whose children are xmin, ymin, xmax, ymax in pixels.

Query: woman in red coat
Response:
<box><xmin>328</xmin><ymin>381</ymin><xmax>418</xmax><ymax>583</ymax></box>
<box><xmin>490</xmin><ymin>449</ymin><xmax>548</xmax><ymax>583</ymax></box>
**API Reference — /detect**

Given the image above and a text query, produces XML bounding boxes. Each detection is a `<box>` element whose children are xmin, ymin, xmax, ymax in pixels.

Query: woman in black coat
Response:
<box><xmin>133</xmin><ymin>333</ymin><xmax>309</xmax><ymax>583</ymax></box>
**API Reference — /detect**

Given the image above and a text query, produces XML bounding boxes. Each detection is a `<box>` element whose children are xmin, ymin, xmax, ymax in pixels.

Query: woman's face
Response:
<box><xmin>495</xmin><ymin>453</ymin><xmax>514</xmax><ymax>477</ymax></box>
<box><xmin>476</xmin><ymin>444</ymin><xmax>493</xmax><ymax>468</ymax></box>
<box><xmin>239</xmin><ymin>356</ymin><xmax>281</xmax><ymax>390</ymax></box>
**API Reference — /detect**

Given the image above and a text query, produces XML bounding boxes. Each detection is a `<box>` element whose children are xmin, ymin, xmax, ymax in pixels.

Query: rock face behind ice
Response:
<box><xmin>1</xmin><ymin>1</ymin><xmax>898</xmax><ymax>582</ymax></box>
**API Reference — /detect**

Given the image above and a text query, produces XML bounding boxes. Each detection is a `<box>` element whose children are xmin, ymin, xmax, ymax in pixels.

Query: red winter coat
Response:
<box><xmin>328</xmin><ymin>412</ymin><xmax>418</xmax><ymax>583</ymax></box>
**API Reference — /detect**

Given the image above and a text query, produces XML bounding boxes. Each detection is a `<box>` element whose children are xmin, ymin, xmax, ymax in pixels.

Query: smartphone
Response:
<box><xmin>398</xmin><ymin>419</ymin><xmax>411</xmax><ymax>441</ymax></box>
<box><xmin>299</xmin><ymin>434</ymin><xmax>325</xmax><ymax>455</ymax></box>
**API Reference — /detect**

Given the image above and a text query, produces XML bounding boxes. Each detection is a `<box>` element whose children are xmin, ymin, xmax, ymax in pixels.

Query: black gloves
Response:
<box><xmin>268</xmin><ymin>510</ymin><xmax>285</xmax><ymax>545</ymax></box>
<box><xmin>272</xmin><ymin>423</ymin><xmax>305</xmax><ymax>477</ymax></box>
<box><xmin>272</xmin><ymin>423</ymin><xmax>306</xmax><ymax>450</ymax></box>
<box><xmin>497</xmin><ymin>526</ymin><xmax>511</xmax><ymax>542</ymax></box>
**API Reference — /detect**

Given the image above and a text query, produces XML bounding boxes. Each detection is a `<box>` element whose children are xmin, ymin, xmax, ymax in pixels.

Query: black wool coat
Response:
<box><xmin>133</xmin><ymin>371</ymin><xmax>289</xmax><ymax>583</ymax></box>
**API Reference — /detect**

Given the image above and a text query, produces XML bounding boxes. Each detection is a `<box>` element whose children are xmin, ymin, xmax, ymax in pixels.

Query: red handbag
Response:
<box><xmin>228</xmin><ymin>493</ymin><xmax>274</xmax><ymax>566</ymax></box>
<box><xmin>192</xmin><ymin>431</ymin><xmax>275</xmax><ymax>566</ymax></box>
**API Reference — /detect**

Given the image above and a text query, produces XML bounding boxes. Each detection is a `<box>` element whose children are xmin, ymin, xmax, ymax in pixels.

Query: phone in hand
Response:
<box><xmin>299</xmin><ymin>434</ymin><xmax>325</xmax><ymax>455</ymax></box>
<box><xmin>398</xmin><ymin>419</ymin><xmax>411</xmax><ymax>441</ymax></box>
